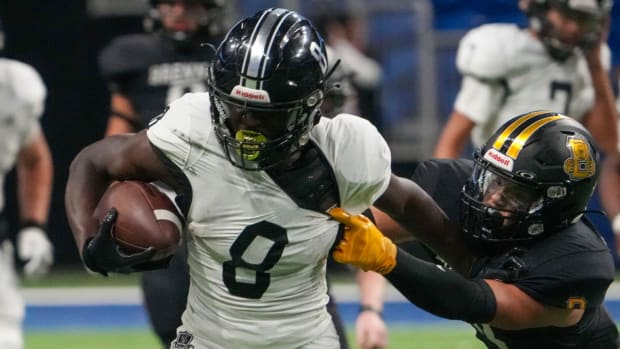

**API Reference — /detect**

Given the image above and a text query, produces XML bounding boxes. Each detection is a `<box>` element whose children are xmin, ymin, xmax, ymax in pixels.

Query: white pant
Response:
<box><xmin>170</xmin><ymin>322</ymin><xmax>340</xmax><ymax>349</ymax></box>
<box><xmin>0</xmin><ymin>241</ymin><xmax>25</xmax><ymax>349</ymax></box>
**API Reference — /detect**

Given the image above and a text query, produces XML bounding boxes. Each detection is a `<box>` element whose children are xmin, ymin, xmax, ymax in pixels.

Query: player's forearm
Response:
<box><xmin>17</xmin><ymin>136</ymin><xmax>53</xmax><ymax>224</ymax></box>
<box><xmin>599</xmin><ymin>153</ymin><xmax>620</xmax><ymax>218</ymax></box>
<box><xmin>584</xmin><ymin>62</ymin><xmax>617</xmax><ymax>154</ymax></box>
<box><xmin>385</xmin><ymin>249</ymin><xmax>496</xmax><ymax>323</ymax></box>
<box><xmin>357</xmin><ymin>269</ymin><xmax>385</xmax><ymax>312</ymax></box>
<box><xmin>398</xmin><ymin>191</ymin><xmax>471</xmax><ymax>273</ymax></box>
<box><xmin>65</xmin><ymin>146</ymin><xmax>113</xmax><ymax>255</ymax></box>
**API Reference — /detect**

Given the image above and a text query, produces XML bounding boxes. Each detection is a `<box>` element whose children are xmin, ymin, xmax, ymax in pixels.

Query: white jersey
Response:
<box><xmin>454</xmin><ymin>23</ymin><xmax>611</xmax><ymax>148</ymax></box>
<box><xmin>0</xmin><ymin>58</ymin><xmax>46</xmax><ymax>212</ymax></box>
<box><xmin>147</xmin><ymin>93</ymin><xmax>391</xmax><ymax>349</ymax></box>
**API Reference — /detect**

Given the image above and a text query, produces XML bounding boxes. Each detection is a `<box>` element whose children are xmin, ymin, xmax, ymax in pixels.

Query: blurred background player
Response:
<box><xmin>0</xmin><ymin>21</ymin><xmax>54</xmax><ymax>349</ymax></box>
<box><xmin>98</xmin><ymin>0</ymin><xmax>225</xmax><ymax>346</ymax></box>
<box><xmin>314</xmin><ymin>9</ymin><xmax>383</xmax><ymax>130</ymax></box>
<box><xmin>433</xmin><ymin>0</ymin><xmax>617</xmax><ymax>158</ymax></box>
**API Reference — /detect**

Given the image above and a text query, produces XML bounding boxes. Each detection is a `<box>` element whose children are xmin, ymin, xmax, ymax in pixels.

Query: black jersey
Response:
<box><xmin>99</xmin><ymin>31</ymin><xmax>218</xmax><ymax>129</ymax></box>
<box><xmin>411</xmin><ymin>158</ymin><xmax>619</xmax><ymax>349</ymax></box>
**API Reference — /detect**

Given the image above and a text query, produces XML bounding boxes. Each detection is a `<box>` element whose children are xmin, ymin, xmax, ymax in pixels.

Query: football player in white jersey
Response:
<box><xmin>0</xmin><ymin>26</ymin><xmax>54</xmax><ymax>349</ymax></box>
<box><xmin>434</xmin><ymin>0</ymin><xmax>617</xmax><ymax>158</ymax></box>
<box><xmin>66</xmin><ymin>8</ymin><xmax>454</xmax><ymax>349</ymax></box>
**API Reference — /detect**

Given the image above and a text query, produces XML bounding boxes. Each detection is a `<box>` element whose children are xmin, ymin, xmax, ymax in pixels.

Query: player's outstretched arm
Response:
<box><xmin>330</xmin><ymin>208</ymin><xmax>584</xmax><ymax>329</ymax></box>
<box><xmin>374</xmin><ymin>174</ymin><xmax>475</xmax><ymax>274</ymax></box>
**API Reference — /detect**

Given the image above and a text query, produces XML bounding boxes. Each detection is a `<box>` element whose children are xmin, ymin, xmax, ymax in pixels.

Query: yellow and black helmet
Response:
<box><xmin>461</xmin><ymin>110</ymin><xmax>599</xmax><ymax>246</ymax></box>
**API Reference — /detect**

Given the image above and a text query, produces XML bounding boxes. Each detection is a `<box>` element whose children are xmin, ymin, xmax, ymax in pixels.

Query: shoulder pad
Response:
<box><xmin>456</xmin><ymin>24</ymin><xmax>522</xmax><ymax>80</ymax></box>
<box><xmin>1</xmin><ymin>59</ymin><xmax>46</xmax><ymax>117</ymax></box>
<box><xmin>312</xmin><ymin>114</ymin><xmax>391</xmax><ymax>213</ymax></box>
<box><xmin>98</xmin><ymin>34</ymin><xmax>162</xmax><ymax>79</ymax></box>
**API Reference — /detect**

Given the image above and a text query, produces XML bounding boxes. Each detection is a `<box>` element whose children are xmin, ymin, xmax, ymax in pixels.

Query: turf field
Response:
<box><xmin>19</xmin><ymin>269</ymin><xmax>620</xmax><ymax>349</ymax></box>
<box><xmin>25</xmin><ymin>326</ymin><xmax>482</xmax><ymax>349</ymax></box>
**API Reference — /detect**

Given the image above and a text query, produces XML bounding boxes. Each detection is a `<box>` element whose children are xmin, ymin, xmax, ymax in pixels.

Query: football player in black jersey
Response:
<box><xmin>331</xmin><ymin>111</ymin><xmax>619</xmax><ymax>348</ymax></box>
<box><xmin>99</xmin><ymin>0</ymin><xmax>225</xmax><ymax>135</ymax></box>
<box><xmin>98</xmin><ymin>0</ymin><xmax>225</xmax><ymax>346</ymax></box>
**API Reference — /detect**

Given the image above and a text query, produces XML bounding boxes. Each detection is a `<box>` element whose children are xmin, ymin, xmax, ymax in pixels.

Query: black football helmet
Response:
<box><xmin>208</xmin><ymin>8</ymin><xmax>329</xmax><ymax>170</ymax></box>
<box><xmin>145</xmin><ymin>0</ymin><xmax>225</xmax><ymax>47</ymax></box>
<box><xmin>461</xmin><ymin>110</ymin><xmax>599</xmax><ymax>247</ymax></box>
<box><xmin>520</xmin><ymin>0</ymin><xmax>612</xmax><ymax>61</ymax></box>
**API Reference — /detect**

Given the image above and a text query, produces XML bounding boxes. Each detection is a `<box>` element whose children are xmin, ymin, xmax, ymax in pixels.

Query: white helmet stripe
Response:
<box><xmin>258</xmin><ymin>11</ymin><xmax>295</xmax><ymax>89</ymax></box>
<box><xmin>239</xmin><ymin>8</ymin><xmax>292</xmax><ymax>88</ymax></box>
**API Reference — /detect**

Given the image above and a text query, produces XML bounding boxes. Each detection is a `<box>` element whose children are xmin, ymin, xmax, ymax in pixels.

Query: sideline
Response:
<box><xmin>23</xmin><ymin>281</ymin><xmax>620</xmax><ymax>306</ymax></box>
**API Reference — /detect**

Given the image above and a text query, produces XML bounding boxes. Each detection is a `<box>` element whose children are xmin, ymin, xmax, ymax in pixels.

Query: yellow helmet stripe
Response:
<box><xmin>492</xmin><ymin>110</ymin><xmax>551</xmax><ymax>150</ymax></box>
<box><xmin>506</xmin><ymin>115</ymin><xmax>563</xmax><ymax>158</ymax></box>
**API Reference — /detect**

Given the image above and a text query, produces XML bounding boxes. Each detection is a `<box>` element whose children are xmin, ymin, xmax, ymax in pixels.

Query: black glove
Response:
<box><xmin>82</xmin><ymin>208</ymin><xmax>164</xmax><ymax>276</ymax></box>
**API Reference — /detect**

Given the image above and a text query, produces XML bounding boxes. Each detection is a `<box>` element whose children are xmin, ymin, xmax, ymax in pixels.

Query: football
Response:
<box><xmin>94</xmin><ymin>180</ymin><xmax>183</xmax><ymax>260</ymax></box>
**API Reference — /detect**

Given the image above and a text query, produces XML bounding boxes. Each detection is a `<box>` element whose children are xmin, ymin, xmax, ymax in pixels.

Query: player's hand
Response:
<box><xmin>356</xmin><ymin>309</ymin><xmax>388</xmax><ymax>349</ymax></box>
<box><xmin>328</xmin><ymin>207</ymin><xmax>397</xmax><ymax>274</ymax></box>
<box><xmin>17</xmin><ymin>226</ymin><xmax>54</xmax><ymax>278</ymax></box>
<box><xmin>82</xmin><ymin>208</ymin><xmax>158</xmax><ymax>276</ymax></box>
<box><xmin>581</xmin><ymin>15</ymin><xmax>609</xmax><ymax>60</ymax></box>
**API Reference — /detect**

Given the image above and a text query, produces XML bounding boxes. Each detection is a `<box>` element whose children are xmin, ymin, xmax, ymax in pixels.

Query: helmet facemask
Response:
<box><xmin>461</xmin><ymin>157</ymin><xmax>546</xmax><ymax>246</ymax></box>
<box><xmin>209</xmin><ymin>78</ymin><xmax>324</xmax><ymax>170</ymax></box>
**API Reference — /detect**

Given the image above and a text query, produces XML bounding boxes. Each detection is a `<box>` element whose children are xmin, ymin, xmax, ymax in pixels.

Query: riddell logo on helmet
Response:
<box><xmin>483</xmin><ymin>149</ymin><xmax>514</xmax><ymax>171</ymax></box>
<box><xmin>231</xmin><ymin>86</ymin><xmax>271</xmax><ymax>103</ymax></box>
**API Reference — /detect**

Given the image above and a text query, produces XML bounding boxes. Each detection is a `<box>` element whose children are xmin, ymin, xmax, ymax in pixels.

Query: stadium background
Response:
<box><xmin>1</xmin><ymin>1</ymin><xmax>620</xmax><ymax>347</ymax></box>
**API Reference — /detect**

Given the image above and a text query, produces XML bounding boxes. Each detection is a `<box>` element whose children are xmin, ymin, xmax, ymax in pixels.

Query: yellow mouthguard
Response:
<box><xmin>235</xmin><ymin>130</ymin><xmax>267</xmax><ymax>160</ymax></box>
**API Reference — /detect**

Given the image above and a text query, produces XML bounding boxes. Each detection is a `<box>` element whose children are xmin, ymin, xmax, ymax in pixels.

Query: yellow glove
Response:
<box><xmin>328</xmin><ymin>207</ymin><xmax>397</xmax><ymax>274</ymax></box>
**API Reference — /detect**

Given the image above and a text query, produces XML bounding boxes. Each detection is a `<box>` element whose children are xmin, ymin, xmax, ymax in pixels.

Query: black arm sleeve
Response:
<box><xmin>385</xmin><ymin>248</ymin><xmax>497</xmax><ymax>323</ymax></box>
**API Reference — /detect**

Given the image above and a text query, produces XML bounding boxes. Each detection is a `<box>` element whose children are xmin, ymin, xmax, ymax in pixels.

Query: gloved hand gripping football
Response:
<box><xmin>82</xmin><ymin>208</ymin><xmax>171</xmax><ymax>276</ymax></box>
<box><xmin>328</xmin><ymin>207</ymin><xmax>397</xmax><ymax>274</ymax></box>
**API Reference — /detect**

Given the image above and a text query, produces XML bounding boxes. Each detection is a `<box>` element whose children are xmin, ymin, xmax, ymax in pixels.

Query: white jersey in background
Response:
<box><xmin>147</xmin><ymin>93</ymin><xmax>391</xmax><ymax>349</ymax></box>
<box><xmin>0</xmin><ymin>58</ymin><xmax>46</xmax><ymax>349</ymax></box>
<box><xmin>0</xmin><ymin>58</ymin><xmax>46</xmax><ymax>212</ymax></box>
<box><xmin>454</xmin><ymin>23</ymin><xmax>610</xmax><ymax>148</ymax></box>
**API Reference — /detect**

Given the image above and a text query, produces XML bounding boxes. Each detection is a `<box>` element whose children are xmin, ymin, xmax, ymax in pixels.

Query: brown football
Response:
<box><xmin>94</xmin><ymin>180</ymin><xmax>183</xmax><ymax>260</ymax></box>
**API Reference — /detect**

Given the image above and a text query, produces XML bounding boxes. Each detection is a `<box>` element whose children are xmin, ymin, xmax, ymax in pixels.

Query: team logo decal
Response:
<box><xmin>172</xmin><ymin>331</ymin><xmax>195</xmax><ymax>349</ymax></box>
<box><xmin>483</xmin><ymin>149</ymin><xmax>514</xmax><ymax>171</ymax></box>
<box><xmin>310</xmin><ymin>41</ymin><xmax>328</xmax><ymax>74</ymax></box>
<box><xmin>566</xmin><ymin>296</ymin><xmax>586</xmax><ymax>310</ymax></box>
<box><xmin>563</xmin><ymin>136</ymin><xmax>596</xmax><ymax>180</ymax></box>
<box><xmin>231</xmin><ymin>85</ymin><xmax>271</xmax><ymax>103</ymax></box>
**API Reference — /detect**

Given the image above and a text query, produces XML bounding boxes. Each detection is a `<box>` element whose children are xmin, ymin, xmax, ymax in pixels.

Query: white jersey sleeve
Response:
<box><xmin>453</xmin><ymin>24</ymin><xmax>522</xmax><ymax>125</ymax></box>
<box><xmin>571</xmin><ymin>44</ymin><xmax>612</xmax><ymax>119</ymax></box>
<box><xmin>312</xmin><ymin>114</ymin><xmax>391</xmax><ymax>214</ymax></box>
<box><xmin>456</xmin><ymin>24</ymin><xmax>520</xmax><ymax>80</ymax></box>
<box><xmin>3</xmin><ymin>59</ymin><xmax>47</xmax><ymax>147</ymax></box>
<box><xmin>146</xmin><ymin>92</ymin><xmax>212</xmax><ymax>170</ymax></box>
<box><xmin>0</xmin><ymin>59</ymin><xmax>46</xmax><ymax>211</ymax></box>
